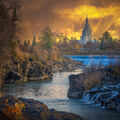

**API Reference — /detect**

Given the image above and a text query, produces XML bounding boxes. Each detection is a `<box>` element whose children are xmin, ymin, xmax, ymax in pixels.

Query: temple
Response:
<box><xmin>80</xmin><ymin>17</ymin><xmax>92</xmax><ymax>44</ymax></box>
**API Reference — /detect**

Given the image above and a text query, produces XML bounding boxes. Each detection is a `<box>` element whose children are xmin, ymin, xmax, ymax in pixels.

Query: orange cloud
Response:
<box><xmin>55</xmin><ymin>5</ymin><xmax>120</xmax><ymax>19</ymax></box>
<box><xmin>54</xmin><ymin>5</ymin><xmax>120</xmax><ymax>39</ymax></box>
<box><xmin>21</xmin><ymin>0</ymin><xmax>120</xmax><ymax>40</ymax></box>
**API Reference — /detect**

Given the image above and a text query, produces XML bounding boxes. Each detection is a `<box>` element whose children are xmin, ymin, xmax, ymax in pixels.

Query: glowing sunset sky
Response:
<box><xmin>21</xmin><ymin>0</ymin><xmax>120</xmax><ymax>40</ymax></box>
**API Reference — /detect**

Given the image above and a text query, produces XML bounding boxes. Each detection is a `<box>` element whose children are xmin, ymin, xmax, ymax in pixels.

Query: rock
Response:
<box><xmin>0</xmin><ymin>111</ymin><xmax>10</xmax><ymax>120</ymax></box>
<box><xmin>27</xmin><ymin>62</ymin><xmax>53</xmax><ymax>81</ymax></box>
<box><xmin>0</xmin><ymin>96</ymin><xmax>84</xmax><ymax>120</ymax></box>
<box><xmin>4</xmin><ymin>56</ymin><xmax>53</xmax><ymax>84</ymax></box>
<box><xmin>68</xmin><ymin>90</ymin><xmax>84</xmax><ymax>99</ymax></box>
<box><xmin>82</xmin><ymin>84</ymin><xmax>120</xmax><ymax>112</ymax></box>
<box><xmin>67</xmin><ymin>74</ymin><xmax>85</xmax><ymax>99</ymax></box>
<box><xmin>68</xmin><ymin>66</ymin><xmax>120</xmax><ymax>112</ymax></box>
<box><xmin>4</xmin><ymin>71</ymin><xmax>22</xmax><ymax>83</ymax></box>
<box><xmin>117</xmin><ymin>103</ymin><xmax>120</xmax><ymax>112</ymax></box>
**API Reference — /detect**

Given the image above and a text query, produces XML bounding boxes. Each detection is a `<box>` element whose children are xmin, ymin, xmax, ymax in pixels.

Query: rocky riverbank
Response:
<box><xmin>3</xmin><ymin>57</ymin><xmax>53</xmax><ymax>84</ymax></box>
<box><xmin>52</xmin><ymin>57</ymin><xmax>82</xmax><ymax>72</ymax></box>
<box><xmin>0</xmin><ymin>56</ymin><xmax>81</xmax><ymax>85</ymax></box>
<box><xmin>0</xmin><ymin>96</ymin><xmax>84</xmax><ymax>120</ymax></box>
<box><xmin>68</xmin><ymin>66</ymin><xmax>120</xmax><ymax>112</ymax></box>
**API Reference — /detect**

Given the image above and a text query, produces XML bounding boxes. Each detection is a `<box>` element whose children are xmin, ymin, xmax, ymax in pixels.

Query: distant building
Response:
<box><xmin>79</xmin><ymin>17</ymin><xmax>92</xmax><ymax>44</ymax></box>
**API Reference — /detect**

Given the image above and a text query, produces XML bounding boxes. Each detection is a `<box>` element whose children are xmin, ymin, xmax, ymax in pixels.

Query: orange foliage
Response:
<box><xmin>2</xmin><ymin>100</ymin><xmax>25</xmax><ymax>119</ymax></box>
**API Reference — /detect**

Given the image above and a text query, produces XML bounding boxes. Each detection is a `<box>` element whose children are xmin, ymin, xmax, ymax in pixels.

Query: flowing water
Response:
<box><xmin>1</xmin><ymin>55</ymin><xmax>120</xmax><ymax>120</ymax></box>
<box><xmin>65</xmin><ymin>55</ymin><xmax>120</xmax><ymax>66</ymax></box>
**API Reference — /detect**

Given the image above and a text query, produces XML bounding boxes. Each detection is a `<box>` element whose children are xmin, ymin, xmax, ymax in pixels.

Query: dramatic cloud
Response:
<box><xmin>21</xmin><ymin>0</ymin><xmax>120</xmax><ymax>40</ymax></box>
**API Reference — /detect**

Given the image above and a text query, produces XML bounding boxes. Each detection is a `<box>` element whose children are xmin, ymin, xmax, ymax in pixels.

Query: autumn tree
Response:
<box><xmin>41</xmin><ymin>27</ymin><xmax>54</xmax><ymax>50</ymax></box>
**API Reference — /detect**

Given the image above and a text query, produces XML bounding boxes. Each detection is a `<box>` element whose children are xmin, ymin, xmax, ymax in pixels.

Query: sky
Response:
<box><xmin>21</xmin><ymin>0</ymin><xmax>120</xmax><ymax>40</ymax></box>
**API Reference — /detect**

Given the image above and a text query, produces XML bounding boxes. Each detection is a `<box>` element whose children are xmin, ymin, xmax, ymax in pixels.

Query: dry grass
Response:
<box><xmin>83</xmin><ymin>71</ymin><xmax>102</xmax><ymax>90</ymax></box>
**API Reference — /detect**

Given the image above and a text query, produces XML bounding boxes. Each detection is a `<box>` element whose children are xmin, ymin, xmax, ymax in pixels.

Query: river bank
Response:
<box><xmin>0</xmin><ymin>56</ymin><xmax>81</xmax><ymax>85</ymax></box>
<box><xmin>0</xmin><ymin>96</ymin><xmax>84</xmax><ymax>120</ymax></box>
<box><xmin>63</xmin><ymin>49</ymin><xmax>120</xmax><ymax>55</ymax></box>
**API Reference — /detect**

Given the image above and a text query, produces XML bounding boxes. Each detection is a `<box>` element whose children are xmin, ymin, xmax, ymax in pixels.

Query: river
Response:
<box><xmin>1</xmin><ymin>55</ymin><xmax>120</xmax><ymax>120</ymax></box>
<box><xmin>65</xmin><ymin>55</ymin><xmax>120</xmax><ymax>66</ymax></box>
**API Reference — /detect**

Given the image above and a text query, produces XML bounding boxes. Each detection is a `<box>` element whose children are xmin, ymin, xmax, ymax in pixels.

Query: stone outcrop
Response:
<box><xmin>68</xmin><ymin>70</ymin><xmax>102</xmax><ymax>98</ymax></box>
<box><xmin>67</xmin><ymin>74</ymin><xmax>85</xmax><ymax>99</ymax></box>
<box><xmin>4</xmin><ymin>57</ymin><xmax>53</xmax><ymax>84</ymax></box>
<box><xmin>3</xmin><ymin>56</ymin><xmax>81</xmax><ymax>84</ymax></box>
<box><xmin>82</xmin><ymin>83</ymin><xmax>120</xmax><ymax>112</ymax></box>
<box><xmin>0</xmin><ymin>96</ymin><xmax>84</xmax><ymax>120</ymax></box>
<box><xmin>68</xmin><ymin>66</ymin><xmax>120</xmax><ymax>112</ymax></box>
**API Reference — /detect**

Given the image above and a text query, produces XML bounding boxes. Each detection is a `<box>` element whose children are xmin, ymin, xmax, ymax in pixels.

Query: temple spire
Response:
<box><xmin>86</xmin><ymin>17</ymin><xmax>89</xmax><ymax>27</ymax></box>
<box><xmin>80</xmin><ymin>16</ymin><xmax>92</xmax><ymax>44</ymax></box>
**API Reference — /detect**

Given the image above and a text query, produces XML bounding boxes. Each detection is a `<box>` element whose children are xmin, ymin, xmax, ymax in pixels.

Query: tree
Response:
<box><xmin>0</xmin><ymin>2</ymin><xmax>10</xmax><ymax>47</ymax></box>
<box><xmin>24</xmin><ymin>40</ymin><xmax>28</xmax><ymax>48</ymax></box>
<box><xmin>99</xmin><ymin>31</ymin><xmax>113</xmax><ymax>49</ymax></box>
<box><xmin>32</xmin><ymin>35</ymin><xmax>36</xmax><ymax>47</ymax></box>
<box><xmin>39</xmin><ymin>36</ymin><xmax>41</xmax><ymax>41</ymax></box>
<box><xmin>28</xmin><ymin>40</ymin><xmax>30</xmax><ymax>46</ymax></box>
<box><xmin>0</xmin><ymin>1</ymin><xmax>22</xmax><ymax>85</ymax></box>
<box><xmin>41</xmin><ymin>27</ymin><xmax>54</xmax><ymax>50</ymax></box>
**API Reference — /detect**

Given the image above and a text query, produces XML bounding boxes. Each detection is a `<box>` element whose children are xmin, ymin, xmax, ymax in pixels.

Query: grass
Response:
<box><xmin>83</xmin><ymin>71</ymin><xmax>102</xmax><ymax>90</ymax></box>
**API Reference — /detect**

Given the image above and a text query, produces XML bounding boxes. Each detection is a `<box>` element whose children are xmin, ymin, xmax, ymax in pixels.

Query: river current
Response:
<box><xmin>1</xmin><ymin>56</ymin><xmax>120</xmax><ymax>120</ymax></box>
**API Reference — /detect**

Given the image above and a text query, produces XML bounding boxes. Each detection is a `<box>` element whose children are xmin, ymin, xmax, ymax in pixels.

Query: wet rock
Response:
<box><xmin>0</xmin><ymin>96</ymin><xmax>84</xmax><ymax>120</ymax></box>
<box><xmin>82</xmin><ymin>84</ymin><xmax>120</xmax><ymax>112</ymax></box>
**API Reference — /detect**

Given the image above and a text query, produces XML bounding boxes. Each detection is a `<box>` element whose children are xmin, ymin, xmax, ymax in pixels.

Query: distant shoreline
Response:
<box><xmin>63</xmin><ymin>49</ymin><xmax>120</xmax><ymax>55</ymax></box>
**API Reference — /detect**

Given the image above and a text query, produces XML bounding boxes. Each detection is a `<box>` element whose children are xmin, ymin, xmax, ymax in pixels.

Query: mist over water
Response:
<box><xmin>1</xmin><ymin>56</ymin><xmax>120</xmax><ymax>120</ymax></box>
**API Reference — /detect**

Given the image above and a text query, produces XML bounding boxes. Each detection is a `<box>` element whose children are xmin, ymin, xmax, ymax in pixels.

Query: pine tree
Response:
<box><xmin>24</xmin><ymin>40</ymin><xmax>28</xmax><ymax>48</ymax></box>
<box><xmin>32</xmin><ymin>36</ymin><xmax>36</xmax><ymax>47</ymax></box>
<box><xmin>28</xmin><ymin>40</ymin><xmax>30</xmax><ymax>46</ymax></box>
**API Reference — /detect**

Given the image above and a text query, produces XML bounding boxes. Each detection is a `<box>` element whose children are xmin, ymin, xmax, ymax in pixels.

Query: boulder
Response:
<box><xmin>67</xmin><ymin>74</ymin><xmax>85</xmax><ymax>99</ymax></box>
<box><xmin>0</xmin><ymin>96</ymin><xmax>84</xmax><ymax>120</ymax></box>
